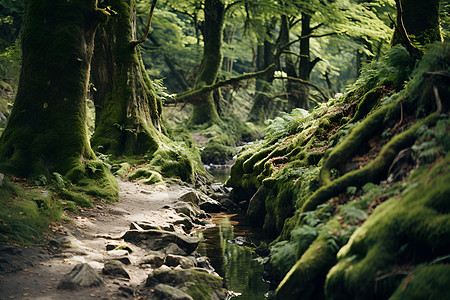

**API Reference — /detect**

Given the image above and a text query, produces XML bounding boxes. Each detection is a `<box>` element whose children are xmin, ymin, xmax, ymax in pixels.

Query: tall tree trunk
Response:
<box><xmin>294</xmin><ymin>13</ymin><xmax>319</xmax><ymax>110</ymax></box>
<box><xmin>280</xmin><ymin>14</ymin><xmax>298</xmax><ymax>106</ymax></box>
<box><xmin>187</xmin><ymin>0</ymin><xmax>225</xmax><ymax>127</ymax></box>
<box><xmin>0</xmin><ymin>0</ymin><xmax>101</xmax><ymax>176</ymax></box>
<box><xmin>247</xmin><ymin>20</ymin><xmax>277</xmax><ymax>124</ymax></box>
<box><xmin>91</xmin><ymin>0</ymin><xmax>163</xmax><ymax>156</ymax></box>
<box><xmin>393</xmin><ymin>0</ymin><xmax>441</xmax><ymax>46</ymax></box>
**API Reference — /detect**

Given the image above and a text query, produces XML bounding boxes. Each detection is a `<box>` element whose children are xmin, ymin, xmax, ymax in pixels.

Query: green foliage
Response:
<box><xmin>34</xmin><ymin>174</ymin><xmax>48</xmax><ymax>186</ymax></box>
<box><xmin>412</xmin><ymin>117</ymin><xmax>450</xmax><ymax>164</ymax></box>
<box><xmin>264</xmin><ymin>108</ymin><xmax>310</xmax><ymax>140</ymax></box>
<box><xmin>353</xmin><ymin>45</ymin><xmax>414</xmax><ymax>91</ymax></box>
<box><xmin>53</xmin><ymin>172</ymin><xmax>65</xmax><ymax>189</ymax></box>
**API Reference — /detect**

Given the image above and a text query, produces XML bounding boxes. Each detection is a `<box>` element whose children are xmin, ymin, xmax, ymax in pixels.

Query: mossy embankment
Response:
<box><xmin>227</xmin><ymin>43</ymin><xmax>450</xmax><ymax>298</ymax></box>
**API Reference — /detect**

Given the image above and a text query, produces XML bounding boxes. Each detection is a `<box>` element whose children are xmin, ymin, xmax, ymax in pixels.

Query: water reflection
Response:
<box><xmin>205</xmin><ymin>165</ymin><xmax>232</xmax><ymax>183</ymax></box>
<box><xmin>196</xmin><ymin>213</ymin><xmax>270</xmax><ymax>299</ymax></box>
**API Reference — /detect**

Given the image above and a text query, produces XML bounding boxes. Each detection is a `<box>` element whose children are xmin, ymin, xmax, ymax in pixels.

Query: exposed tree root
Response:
<box><xmin>320</xmin><ymin>102</ymin><xmax>400</xmax><ymax>186</ymax></box>
<box><xmin>302</xmin><ymin>112</ymin><xmax>439</xmax><ymax>213</ymax></box>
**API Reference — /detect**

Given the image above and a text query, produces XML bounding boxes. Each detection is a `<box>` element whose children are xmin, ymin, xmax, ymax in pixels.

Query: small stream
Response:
<box><xmin>198</xmin><ymin>164</ymin><xmax>271</xmax><ymax>299</ymax></box>
<box><xmin>196</xmin><ymin>213</ymin><xmax>270</xmax><ymax>299</ymax></box>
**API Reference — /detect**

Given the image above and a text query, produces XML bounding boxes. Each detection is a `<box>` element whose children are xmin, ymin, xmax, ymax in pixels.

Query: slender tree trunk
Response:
<box><xmin>247</xmin><ymin>20</ymin><xmax>277</xmax><ymax>123</ymax></box>
<box><xmin>187</xmin><ymin>0</ymin><xmax>225</xmax><ymax>127</ymax></box>
<box><xmin>295</xmin><ymin>13</ymin><xmax>316</xmax><ymax>110</ymax></box>
<box><xmin>0</xmin><ymin>0</ymin><xmax>101</xmax><ymax>176</ymax></box>
<box><xmin>91</xmin><ymin>0</ymin><xmax>163</xmax><ymax>156</ymax></box>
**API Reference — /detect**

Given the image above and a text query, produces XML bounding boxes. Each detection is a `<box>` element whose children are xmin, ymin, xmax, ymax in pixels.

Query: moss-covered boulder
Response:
<box><xmin>145</xmin><ymin>268</ymin><xmax>227</xmax><ymax>300</ymax></box>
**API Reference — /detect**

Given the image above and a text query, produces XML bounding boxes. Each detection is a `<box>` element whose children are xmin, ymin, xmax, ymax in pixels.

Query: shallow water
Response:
<box><xmin>206</xmin><ymin>165</ymin><xmax>232</xmax><ymax>183</ymax></box>
<box><xmin>196</xmin><ymin>213</ymin><xmax>270</xmax><ymax>299</ymax></box>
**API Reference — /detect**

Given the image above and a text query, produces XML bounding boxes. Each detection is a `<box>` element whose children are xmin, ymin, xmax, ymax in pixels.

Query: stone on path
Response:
<box><xmin>145</xmin><ymin>268</ymin><xmax>227</xmax><ymax>300</ymax></box>
<box><xmin>165</xmin><ymin>254</ymin><xmax>195</xmax><ymax>269</ymax></box>
<box><xmin>140</xmin><ymin>254</ymin><xmax>165</xmax><ymax>268</ymax></box>
<box><xmin>57</xmin><ymin>263</ymin><xmax>104</xmax><ymax>290</ymax></box>
<box><xmin>122</xmin><ymin>230</ymin><xmax>199</xmax><ymax>254</ymax></box>
<box><xmin>102</xmin><ymin>260</ymin><xmax>130</xmax><ymax>279</ymax></box>
<box><xmin>152</xmin><ymin>284</ymin><xmax>194</xmax><ymax>300</ymax></box>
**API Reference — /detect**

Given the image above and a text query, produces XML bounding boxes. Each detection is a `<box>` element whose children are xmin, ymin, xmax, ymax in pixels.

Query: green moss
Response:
<box><xmin>324</xmin><ymin>158</ymin><xmax>450</xmax><ymax>299</ymax></box>
<box><xmin>66</xmin><ymin>160</ymin><xmax>119</xmax><ymax>203</ymax></box>
<box><xmin>201</xmin><ymin>140</ymin><xmax>235</xmax><ymax>164</ymax></box>
<box><xmin>304</xmin><ymin>112</ymin><xmax>440</xmax><ymax>213</ymax></box>
<box><xmin>0</xmin><ymin>177</ymin><xmax>62</xmax><ymax>244</ymax></box>
<box><xmin>275</xmin><ymin>230</ymin><xmax>338</xmax><ymax>300</ymax></box>
<box><xmin>115</xmin><ymin>245</ymin><xmax>133</xmax><ymax>253</ymax></box>
<box><xmin>129</xmin><ymin>167</ymin><xmax>164</xmax><ymax>185</ymax></box>
<box><xmin>182</xmin><ymin>269</ymin><xmax>225</xmax><ymax>300</ymax></box>
<box><xmin>188</xmin><ymin>97</ymin><xmax>222</xmax><ymax>128</ymax></box>
<box><xmin>111</xmin><ymin>162</ymin><xmax>131</xmax><ymax>178</ymax></box>
<box><xmin>0</xmin><ymin>0</ymin><xmax>100</xmax><ymax>177</ymax></box>
<box><xmin>59</xmin><ymin>188</ymin><xmax>93</xmax><ymax>207</ymax></box>
<box><xmin>390</xmin><ymin>264</ymin><xmax>450</xmax><ymax>300</ymax></box>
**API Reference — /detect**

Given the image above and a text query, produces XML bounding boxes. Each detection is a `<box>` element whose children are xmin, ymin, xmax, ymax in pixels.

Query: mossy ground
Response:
<box><xmin>227</xmin><ymin>43</ymin><xmax>450</xmax><ymax>298</ymax></box>
<box><xmin>0</xmin><ymin>176</ymin><xmax>62</xmax><ymax>244</ymax></box>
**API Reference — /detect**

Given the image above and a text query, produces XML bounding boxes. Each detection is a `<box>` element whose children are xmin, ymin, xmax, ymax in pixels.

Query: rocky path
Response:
<box><xmin>0</xmin><ymin>180</ymin><xmax>229</xmax><ymax>299</ymax></box>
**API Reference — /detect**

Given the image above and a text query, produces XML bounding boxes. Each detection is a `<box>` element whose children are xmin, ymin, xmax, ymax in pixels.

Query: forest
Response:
<box><xmin>0</xmin><ymin>0</ymin><xmax>449</xmax><ymax>299</ymax></box>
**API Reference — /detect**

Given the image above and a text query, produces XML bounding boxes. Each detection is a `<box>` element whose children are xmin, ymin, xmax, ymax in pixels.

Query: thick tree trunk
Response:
<box><xmin>187</xmin><ymin>0</ymin><xmax>225</xmax><ymax>127</ymax></box>
<box><xmin>91</xmin><ymin>0</ymin><xmax>163</xmax><ymax>156</ymax></box>
<box><xmin>0</xmin><ymin>0</ymin><xmax>100</xmax><ymax>176</ymax></box>
<box><xmin>393</xmin><ymin>0</ymin><xmax>441</xmax><ymax>46</ymax></box>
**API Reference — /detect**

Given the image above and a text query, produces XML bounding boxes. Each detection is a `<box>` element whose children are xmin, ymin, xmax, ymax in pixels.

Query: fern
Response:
<box><xmin>53</xmin><ymin>172</ymin><xmax>65</xmax><ymax>189</ymax></box>
<box><xmin>340</xmin><ymin>206</ymin><xmax>368</xmax><ymax>224</ymax></box>
<box><xmin>264</xmin><ymin>108</ymin><xmax>310</xmax><ymax>140</ymax></box>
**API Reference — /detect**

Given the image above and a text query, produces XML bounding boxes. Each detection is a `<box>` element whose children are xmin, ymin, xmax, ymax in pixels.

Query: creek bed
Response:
<box><xmin>194</xmin><ymin>213</ymin><xmax>270</xmax><ymax>299</ymax></box>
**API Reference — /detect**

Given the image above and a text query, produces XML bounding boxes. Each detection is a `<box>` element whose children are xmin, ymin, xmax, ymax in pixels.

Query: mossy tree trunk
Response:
<box><xmin>187</xmin><ymin>0</ymin><xmax>225</xmax><ymax>127</ymax></box>
<box><xmin>0</xmin><ymin>0</ymin><xmax>101</xmax><ymax>176</ymax></box>
<box><xmin>91</xmin><ymin>0</ymin><xmax>163</xmax><ymax>156</ymax></box>
<box><xmin>393</xmin><ymin>0</ymin><xmax>441</xmax><ymax>46</ymax></box>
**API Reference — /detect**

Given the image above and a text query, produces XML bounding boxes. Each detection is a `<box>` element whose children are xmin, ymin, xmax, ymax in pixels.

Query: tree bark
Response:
<box><xmin>91</xmin><ymin>0</ymin><xmax>163</xmax><ymax>156</ymax></box>
<box><xmin>295</xmin><ymin>13</ymin><xmax>316</xmax><ymax>110</ymax></box>
<box><xmin>0</xmin><ymin>0</ymin><xmax>101</xmax><ymax>176</ymax></box>
<box><xmin>247</xmin><ymin>20</ymin><xmax>277</xmax><ymax>123</ymax></box>
<box><xmin>187</xmin><ymin>0</ymin><xmax>225</xmax><ymax>127</ymax></box>
<box><xmin>393</xmin><ymin>0</ymin><xmax>441</xmax><ymax>47</ymax></box>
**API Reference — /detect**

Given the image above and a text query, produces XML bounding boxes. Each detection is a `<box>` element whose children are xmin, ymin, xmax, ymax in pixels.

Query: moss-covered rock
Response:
<box><xmin>145</xmin><ymin>268</ymin><xmax>227</xmax><ymax>300</ymax></box>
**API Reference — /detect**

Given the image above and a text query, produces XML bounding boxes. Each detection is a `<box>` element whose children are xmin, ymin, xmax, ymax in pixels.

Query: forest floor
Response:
<box><xmin>0</xmin><ymin>180</ymin><xmax>212</xmax><ymax>300</ymax></box>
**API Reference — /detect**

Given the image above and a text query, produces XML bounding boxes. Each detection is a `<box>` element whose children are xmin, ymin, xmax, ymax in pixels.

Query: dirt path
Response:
<box><xmin>0</xmin><ymin>180</ymin><xmax>210</xmax><ymax>300</ymax></box>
